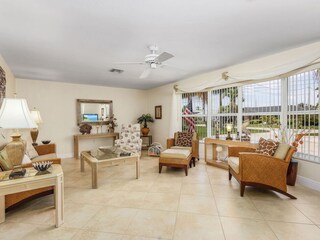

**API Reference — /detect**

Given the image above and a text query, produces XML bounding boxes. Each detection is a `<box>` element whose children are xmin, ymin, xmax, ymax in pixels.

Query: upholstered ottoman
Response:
<box><xmin>159</xmin><ymin>149</ymin><xmax>193</xmax><ymax>176</ymax></box>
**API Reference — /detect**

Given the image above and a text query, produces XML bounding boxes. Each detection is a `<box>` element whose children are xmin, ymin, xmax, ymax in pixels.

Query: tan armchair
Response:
<box><xmin>167</xmin><ymin>132</ymin><xmax>199</xmax><ymax>160</ymax></box>
<box><xmin>228</xmin><ymin>146</ymin><xmax>297</xmax><ymax>199</ymax></box>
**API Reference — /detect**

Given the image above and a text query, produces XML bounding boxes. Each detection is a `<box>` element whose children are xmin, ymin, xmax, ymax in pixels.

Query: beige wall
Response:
<box><xmin>16</xmin><ymin>78</ymin><xmax>146</xmax><ymax>157</ymax></box>
<box><xmin>146</xmin><ymin>84</ymin><xmax>175</xmax><ymax>147</ymax></box>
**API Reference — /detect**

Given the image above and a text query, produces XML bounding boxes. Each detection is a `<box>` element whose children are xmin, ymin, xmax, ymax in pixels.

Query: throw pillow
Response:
<box><xmin>26</xmin><ymin>142</ymin><xmax>39</xmax><ymax>159</ymax></box>
<box><xmin>273</xmin><ymin>143</ymin><xmax>291</xmax><ymax>160</ymax></box>
<box><xmin>255</xmin><ymin>137</ymin><xmax>279</xmax><ymax>156</ymax></box>
<box><xmin>176</xmin><ymin>132</ymin><xmax>193</xmax><ymax>147</ymax></box>
<box><xmin>0</xmin><ymin>148</ymin><xmax>13</xmax><ymax>171</ymax></box>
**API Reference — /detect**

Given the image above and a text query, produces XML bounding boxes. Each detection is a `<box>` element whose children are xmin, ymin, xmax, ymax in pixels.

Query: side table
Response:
<box><xmin>141</xmin><ymin>135</ymin><xmax>152</xmax><ymax>150</ymax></box>
<box><xmin>0</xmin><ymin>165</ymin><xmax>64</xmax><ymax>227</ymax></box>
<box><xmin>287</xmin><ymin>160</ymin><xmax>298</xmax><ymax>186</ymax></box>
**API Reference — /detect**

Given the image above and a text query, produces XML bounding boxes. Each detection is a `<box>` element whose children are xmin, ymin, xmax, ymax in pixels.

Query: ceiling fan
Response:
<box><xmin>115</xmin><ymin>45</ymin><xmax>175</xmax><ymax>79</ymax></box>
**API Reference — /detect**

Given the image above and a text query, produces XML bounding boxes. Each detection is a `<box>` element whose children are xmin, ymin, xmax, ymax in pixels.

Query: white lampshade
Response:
<box><xmin>226</xmin><ymin>123</ymin><xmax>233</xmax><ymax>132</ymax></box>
<box><xmin>30</xmin><ymin>109</ymin><xmax>43</xmax><ymax>125</ymax></box>
<box><xmin>0</xmin><ymin>98</ymin><xmax>37</xmax><ymax>129</ymax></box>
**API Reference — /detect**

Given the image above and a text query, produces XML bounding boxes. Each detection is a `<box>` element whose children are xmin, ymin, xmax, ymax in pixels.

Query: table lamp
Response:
<box><xmin>0</xmin><ymin>98</ymin><xmax>37</xmax><ymax>176</ymax></box>
<box><xmin>30</xmin><ymin>108</ymin><xmax>43</xmax><ymax>146</ymax></box>
<box><xmin>226</xmin><ymin>123</ymin><xmax>233</xmax><ymax>140</ymax></box>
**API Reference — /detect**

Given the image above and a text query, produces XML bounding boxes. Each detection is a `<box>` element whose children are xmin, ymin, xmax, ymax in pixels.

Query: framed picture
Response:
<box><xmin>155</xmin><ymin>105</ymin><xmax>162</xmax><ymax>119</ymax></box>
<box><xmin>0</xmin><ymin>66</ymin><xmax>6</xmax><ymax>107</ymax></box>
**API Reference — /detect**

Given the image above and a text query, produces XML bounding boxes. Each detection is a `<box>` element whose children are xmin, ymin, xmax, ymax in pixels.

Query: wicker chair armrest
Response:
<box><xmin>239</xmin><ymin>153</ymin><xmax>288</xmax><ymax>191</ymax></box>
<box><xmin>228</xmin><ymin>146</ymin><xmax>256</xmax><ymax>157</ymax></box>
<box><xmin>34</xmin><ymin>144</ymin><xmax>56</xmax><ymax>155</ymax></box>
<box><xmin>167</xmin><ymin>138</ymin><xmax>175</xmax><ymax>149</ymax></box>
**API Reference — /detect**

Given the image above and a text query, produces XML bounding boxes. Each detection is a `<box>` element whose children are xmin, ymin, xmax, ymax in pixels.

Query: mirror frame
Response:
<box><xmin>76</xmin><ymin>99</ymin><xmax>113</xmax><ymax>126</ymax></box>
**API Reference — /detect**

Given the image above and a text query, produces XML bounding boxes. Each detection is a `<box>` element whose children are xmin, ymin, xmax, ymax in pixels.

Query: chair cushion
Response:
<box><xmin>176</xmin><ymin>132</ymin><xmax>193</xmax><ymax>147</ymax></box>
<box><xmin>273</xmin><ymin>143</ymin><xmax>291</xmax><ymax>160</ymax></box>
<box><xmin>171</xmin><ymin>146</ymin><xmax>192</xmax><ymax>152</ymax></box>
<box><xmin>160</xmin><ymin>149</ymin><xmax>191</xmax><ymax>159</ymax></box>
<box><xmin>255</xmin><ymin>138</ymin><xmax>279</xmax><ymax>156</ymax></box>
<box><xmin>0</xmin><ymin>148</ymin><xmax>13</xmax><ymax>171</ymax></box>
<box><xmin>228</xmin><ymin>156</ymin><xmax>239</xmax><ymax>174</ymax></box>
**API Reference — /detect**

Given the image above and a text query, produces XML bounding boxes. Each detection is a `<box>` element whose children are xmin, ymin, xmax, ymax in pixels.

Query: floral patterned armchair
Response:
<box><xmin>114</xmin><ymin>124</ymin><xmax>142</xmax><ymax>154</ymax></box>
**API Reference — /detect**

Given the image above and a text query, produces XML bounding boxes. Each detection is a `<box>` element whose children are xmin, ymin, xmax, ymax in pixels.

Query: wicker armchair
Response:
<box><xmin>167</xmin><ymin>132</ymin><xmax>199</xmax><ymax>160</ymax></box>
<box><xmin>228</xmin><ymin>146</ymin><xmax>297</xmax><ymax>199</ymax></box>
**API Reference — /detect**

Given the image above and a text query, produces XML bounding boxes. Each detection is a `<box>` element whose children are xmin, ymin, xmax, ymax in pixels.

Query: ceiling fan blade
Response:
<box><xmin>154</xmin><ymin>52</ymin><xmax>174</xmax><ymax>63</ymax></box>
<box><xmin>139</xmin><ymin>68</ymin><xmax>152</xmax><ymax>79</ymax></box>
<box><xmin>114</xmin><ymin>62</ymin><xmax>144</xmax><ymax>65</ymax></box>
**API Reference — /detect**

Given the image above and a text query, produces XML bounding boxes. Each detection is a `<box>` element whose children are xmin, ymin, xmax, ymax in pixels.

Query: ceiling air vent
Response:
<box><xmin>109</xmin><ymin>68</ymin><xmax>124</xmax><ymax>74</ymax></box>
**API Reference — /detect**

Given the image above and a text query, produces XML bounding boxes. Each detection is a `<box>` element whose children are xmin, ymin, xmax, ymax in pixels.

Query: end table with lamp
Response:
<box><xmin>0</xmin><ymin>98</ymin><xmax>37</xmax><ymax>177</ymax></box>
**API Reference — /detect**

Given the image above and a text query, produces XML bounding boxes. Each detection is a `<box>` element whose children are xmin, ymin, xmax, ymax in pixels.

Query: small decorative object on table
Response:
<box><xmin>32</xmin><ymin>161</ymin><xmax>52</xmax><ymax>174</ymax></box>
<box><xmin>107</xmin><ymin>114</ymin><xmax>118</xmax><ymax>133</ymax></box>
<box><xmin>79</xmin><ymin>123</ymin><xmax>92</xmax><ymax>134</ymax></box>
<box><xmin>41</xmin><ymin>140</ymin><xmax>51</xmax><ymax>144</ymax></box>
<box><xmin>216</xmin><ymin>146</ymin><xmax>223</xmax><ymax>162</ymax></box>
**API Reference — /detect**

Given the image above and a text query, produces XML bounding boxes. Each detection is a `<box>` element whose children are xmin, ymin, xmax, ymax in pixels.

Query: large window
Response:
<box><xmin>181</xmin><ymin>92</ymin><xmax>208</xmax><ymax>139</ymax></box>
<box><xmin>242</xmin><ymin>80</ymin><xmax>281</xmax><ymax>142</ymax></box>
<box><xmin>211</xmin><ymin>87</ymin><xmax>238</xmax><ymax>138</ymax></box>
<box><xmin>179</xmin><ymin>68</ymin><xmax>320</xmax><ymax>163</ymax></box>
<box><xmin>287</xmin><ymin>69</ymin><xmax>319</xmax><ymax>162</ymax></box>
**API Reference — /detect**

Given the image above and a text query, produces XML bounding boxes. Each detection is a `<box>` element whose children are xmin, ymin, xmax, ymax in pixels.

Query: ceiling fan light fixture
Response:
<box><xmin>150</xmin><ymin>63</ymin><xmax>157</xmax><ymax>69</ymax></box>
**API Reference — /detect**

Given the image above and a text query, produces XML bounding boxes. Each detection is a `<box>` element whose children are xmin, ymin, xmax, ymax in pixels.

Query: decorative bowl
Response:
<box><xmin>32</xmin><ymin>161</ymin><xmax>52</xmax><ymax>172</ymax></box>
<box><xmin>41</xmin><ymin>140</ymin><xmax>51</xmax><ymax>144</ymax></box>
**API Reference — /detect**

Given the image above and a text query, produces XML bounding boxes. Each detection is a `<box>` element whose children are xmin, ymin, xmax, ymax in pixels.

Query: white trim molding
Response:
<box><xmin>297</xmin><ymin>175</ymin><xmax>320</xmax><ymax>192</ymax></box>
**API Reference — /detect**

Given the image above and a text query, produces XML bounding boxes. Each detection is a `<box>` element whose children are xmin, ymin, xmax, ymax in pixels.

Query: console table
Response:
<box><xmin>204</xmin><ymin>138</ymin><xmax>258</xmax><ymax>169</ymax></box>
<box><xmin>0</xmin><ymin>165</ymin><xmax>64</xmax><ymax>227</ymax></box>
<box><xmin>141</xmin><ymin>135</ymin><xmax>152</xmax><ymax>150</ymax></box>
<box><xmin>74</xmin><ymin>133</ymin><xmax>119</xmax><ymax>159</ymax></box>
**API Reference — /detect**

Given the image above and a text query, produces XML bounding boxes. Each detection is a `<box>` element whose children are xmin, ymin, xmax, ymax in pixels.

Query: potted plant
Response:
<box><xmin>137</xmin><ymin>113</ymin><xmax>154</xmax><ymax>136</ymax></box>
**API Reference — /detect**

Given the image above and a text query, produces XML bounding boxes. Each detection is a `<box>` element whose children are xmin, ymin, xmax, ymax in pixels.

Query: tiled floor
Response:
<box><xmin>2</xmin><ymin>153</ymin><xmax>320</xmax><ymax>240</ymax></box>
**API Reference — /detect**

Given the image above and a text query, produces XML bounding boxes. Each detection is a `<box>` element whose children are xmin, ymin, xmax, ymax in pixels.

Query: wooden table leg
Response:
<box><xmin>74</xmin><ymin>136</ymin><xmax>79</xmax><ymax>159</ymax></box>
<box><xmin>0</xmin><ymin>195</ymin><xmax>5</xmax><ymax>223</ymax></box>
<box><xmin>55</xmin><ymin>175</ymin><xmax>64</xmax><ymax>227</ymax></box>
<box><xmin>80</xmin><ymin>154</ymin><xmax>85</xmax><ymax>172</ymax></box>
<box><xmin>92</xmin><ymin>163</ymin><xmax>98</xmax><ymax>189</ymax></box>
<box><xmin>136</xmin><ymin>156</ymin><xmax>140</xmax><ymax>179</ymax></box>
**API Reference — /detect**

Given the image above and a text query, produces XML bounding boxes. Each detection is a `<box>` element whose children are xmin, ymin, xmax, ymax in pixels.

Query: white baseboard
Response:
<box><xmin>57</xmin><ymin>153</ymin><xmax>73</xmax><ymax>159</ymax></box>
<box><xmin>297</xmin><ymin>175</ymin><xmax>320</xmax><ymax>192</ymax></box>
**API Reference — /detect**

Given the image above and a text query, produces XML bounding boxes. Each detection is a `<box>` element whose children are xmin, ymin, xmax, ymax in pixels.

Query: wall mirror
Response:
<box><xmin>76</xmin><ymin>99</ymin><xmax>113</xmax><ymax>125</ymax></box>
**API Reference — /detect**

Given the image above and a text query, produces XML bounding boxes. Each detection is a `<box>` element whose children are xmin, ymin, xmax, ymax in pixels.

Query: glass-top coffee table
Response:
<box><xmin>80</xmin><ymin>147</ymin><xmax>140</xmax><ymax>189</ymax></box>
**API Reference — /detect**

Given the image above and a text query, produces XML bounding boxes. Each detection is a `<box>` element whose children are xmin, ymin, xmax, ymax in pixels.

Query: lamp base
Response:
<box><xmin>226</xmin><ymin>132</ymin><xmax>233</xmax><ymax>141</ymax></box>
<box><xmin>31</xmin><ymin>128</ymin><xmax>39</xmax><ymax>146</ymax></box>
<box><xmin>9</xmin><ymin>168</ymin><xmax>26</xmax><ymax>179</ymax></box>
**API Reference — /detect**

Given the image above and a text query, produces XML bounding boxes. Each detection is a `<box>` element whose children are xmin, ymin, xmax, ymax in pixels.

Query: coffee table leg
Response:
<box><xmin>55</xmin><ymin>175</ymin><xmax>64</xmax><ymax>227</ymax></box>
<box><xmin>80</xmin><ymin>155</ymin><xmax>85</xmax><ymax>172</ymax></box>
<box><xmin>0</xmin><ymin>195</ymin><xmax>5</xmax><ymax>223</ymax></box>
<box><xmin>136</xmin><ymin>156</ymin><xmax>140</xmax><ymax>179</ymax></box>
<box><xmin>92</xmin><ymin>164</ymin><xmax>98</xmax><ymax>189</ymax></box>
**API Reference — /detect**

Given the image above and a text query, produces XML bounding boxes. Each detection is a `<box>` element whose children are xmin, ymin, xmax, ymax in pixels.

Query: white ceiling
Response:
<box><xmin>0</xmin><ymin>0</ymin><xmax>320</xmax><ymax>89</ymax></box>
